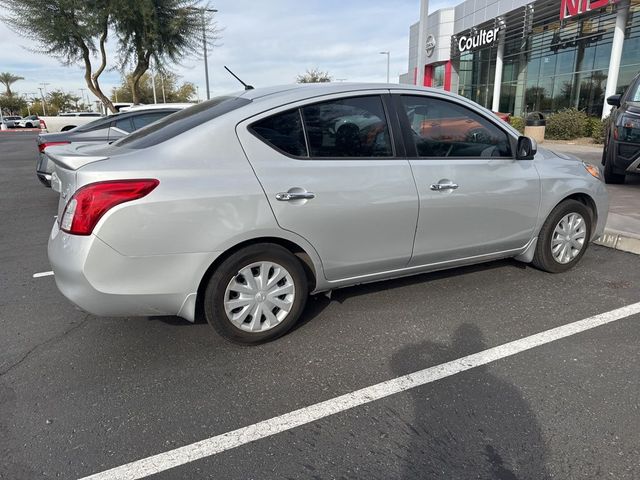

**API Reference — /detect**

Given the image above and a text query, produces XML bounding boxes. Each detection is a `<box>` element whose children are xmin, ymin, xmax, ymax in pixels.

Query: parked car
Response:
<box><xmin>1</xmin><ymin>115</ymin><xmax>22</xmax><ymax>128</ymax></box>
<box><xmin>119</xmin><ymin>102</ymin><xmax>196</xmax><ymax>113</ymax></box>
<box><xmin>18</xmin><ymin>115</ymin><xmax>40</xmax><ymax>128</ymax></box>
<box><xmin>602</xmin><ymin>72</ymin><xmax>640</xmax><ymax>184</ymax></box>
<box><xmin>59</xmin><ymin>112</ymin><xmax>103</xmax><ymax>118</ymax></box>
<box><xmin>36</xmin><ymin>107</ymin><xmax>187</xmax><ymax>186</ymax></box>
<box><xmin>39</xmin><ymin>113</ymin><xmax>105</xmax><ymax>133</ymax></box>
<box><xmin>47</xmin><ymin>83</ymin><xmax>608</xmax><ymax>344</ymax></box>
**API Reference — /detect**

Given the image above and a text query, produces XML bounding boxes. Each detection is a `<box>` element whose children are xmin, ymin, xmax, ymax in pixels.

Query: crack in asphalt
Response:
<box><xmin>0</xmin><ymin>314</ymin><xmax>91</xmax><ymax>378</ymax></box>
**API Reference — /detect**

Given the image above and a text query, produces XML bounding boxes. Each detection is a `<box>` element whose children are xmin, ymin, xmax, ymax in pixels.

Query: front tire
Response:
<box><xmin>603</xmin><ymin>142</ymin><xmax>626</xmax><ymax>184</ymax></box>
<box><xmin>532</xmin><ymin>200</ymin><xmax>592</xmax><ymax>273</ymax></box>
<box><xmin>203</xmin><ymin>244</ymin><xmax>308</xmax><ymax>344</ymax></box>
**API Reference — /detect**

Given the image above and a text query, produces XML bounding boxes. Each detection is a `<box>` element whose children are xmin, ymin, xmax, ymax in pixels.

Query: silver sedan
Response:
<box><xmin>47</xmin><ymin>83</ymin><xmax>608</xmax><ymax>344</ymax></box>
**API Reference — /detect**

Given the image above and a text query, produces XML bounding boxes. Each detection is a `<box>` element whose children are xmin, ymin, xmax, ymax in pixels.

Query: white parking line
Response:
<box><xmin>79</xmin><ymin>301</ymin><xmax>640</xmax><ymax>480</ymax></box>
<box><xmin>32</xmin><ymin>271</ymin><xmax>54</xmax><ymax>278</ymax></box>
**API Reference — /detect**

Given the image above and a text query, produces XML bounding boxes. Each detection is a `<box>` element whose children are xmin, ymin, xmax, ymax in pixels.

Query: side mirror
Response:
<box><xmin>607</xmin><ymin>94</ymin><xmax>621</xmax><ymax>107</ymax></box>
<box><xmin>516</xmin><ymin>136</ymin><xmax>537</xmax><ymax>160</ymax></box>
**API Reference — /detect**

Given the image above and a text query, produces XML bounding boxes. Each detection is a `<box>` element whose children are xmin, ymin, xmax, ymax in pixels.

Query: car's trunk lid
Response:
<box><xmin>47</xmin><ymin>143</ymin><xmax>109</xmax><ymax>218</ymax></box>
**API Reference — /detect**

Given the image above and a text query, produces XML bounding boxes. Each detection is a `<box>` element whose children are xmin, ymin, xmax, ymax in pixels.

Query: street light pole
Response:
<box><xmin>379</xmin><ymin>51</ymin><xmax>390</xmax><ymax>83</ymax></box>
<box><xmin>200</xmin><ymin>7</ymin><xmax>218</xmax><ymax>100</ymax></box>
<box><xmin>38</xmin><ymin>83</ymin><xmax>49</xmax><ymax>116</ymax></box>
<box><xmin>79</xmin><ymin>88</ymin><xmax>87</xmax><ymax>110</ymax></box>
<box><xmin>151</xmin><ymin>61</ymin><xmax>158</xmax><ymax>104</ymax></box>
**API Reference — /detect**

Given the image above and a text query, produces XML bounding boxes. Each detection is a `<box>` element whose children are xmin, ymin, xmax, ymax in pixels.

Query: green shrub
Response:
<box><xmin>510</xmin><ymin>116</ymin><xmax>525</xmax><ymax>133</ymax></box>
<box><xmin>544</xmin><ymin>108</ymin><xmax>589</xmax><ymax>140</ymax></box>
<box><xmin>587</xmin><ymin>116</ymin><xmax>608</xmax><ymax>144</ymax></box>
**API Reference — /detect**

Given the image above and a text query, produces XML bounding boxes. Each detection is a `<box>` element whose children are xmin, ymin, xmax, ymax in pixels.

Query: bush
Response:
<box><xmin>544</xmin><ymin>108</ymin><xmax>589</xmax><ymax>140</ymax></box>
<box><xmin>587</xmin><ymin>116</ymin><xmax>608</xmax><ymax>144</ymax></box>
<box><xmin>510</xmin><ymin>116</ymin><xmax>525</xmax><ymax>133</ymax></box>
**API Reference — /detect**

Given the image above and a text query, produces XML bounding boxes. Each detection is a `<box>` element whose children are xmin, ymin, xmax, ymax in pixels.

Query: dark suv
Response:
<box><xmin>602</xmin><ymin>73</ymin><xmax>640</xmax><ymax>184</ymax></box>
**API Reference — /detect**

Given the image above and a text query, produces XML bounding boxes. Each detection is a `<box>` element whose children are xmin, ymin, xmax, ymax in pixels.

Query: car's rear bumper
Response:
<box><xmin>48</xmin><ymin>220</ymin><xmax>220</xmax><ymax>322</ymax></box>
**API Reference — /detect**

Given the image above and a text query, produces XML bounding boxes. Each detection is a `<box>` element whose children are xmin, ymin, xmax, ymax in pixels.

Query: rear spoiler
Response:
<box><xmin>46</xmin><ymin>145</ymin><xmax>109</xmax><ymax>171</ymax></box>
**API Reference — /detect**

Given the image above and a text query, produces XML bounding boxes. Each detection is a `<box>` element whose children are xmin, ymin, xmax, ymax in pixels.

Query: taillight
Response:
<box><xmin>60</xmin><ymin>179</ymin><xmax>159</xmax><ymax>235</ymax></box>
<box><xmin>39</xmin><ymin>119</ymin><xmax>47</xmax><ymax>130</ymax></box>
<box><xmin>38</xmin><ymin>141</ymin><xmax>70</xmax><ymax>153</ymax></box>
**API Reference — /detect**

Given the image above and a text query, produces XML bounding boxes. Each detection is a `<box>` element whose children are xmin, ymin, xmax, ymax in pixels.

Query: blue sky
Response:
<box><xmin>0</xmin><ymin>0</ymin><xmax>453</xmax><ymax>104</ymax></box>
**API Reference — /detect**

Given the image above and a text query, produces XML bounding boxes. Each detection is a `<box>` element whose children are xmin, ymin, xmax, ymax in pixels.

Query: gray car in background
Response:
<box><xmin>36</xmin><ymin>107</ymin><xmax>186</xmax><ymax>186</ymax></box>
<box><xmin>46</xmin><ymin>83</ymin><xmax>608</xmax><ymax>344</ymax></box>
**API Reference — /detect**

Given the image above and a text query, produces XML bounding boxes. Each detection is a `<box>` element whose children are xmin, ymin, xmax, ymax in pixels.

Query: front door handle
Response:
<box><xmin>430</xmin><ymin>183</ymin><xmax>459</xmax><ymax>191</ymax></box>
<box><xmin>275</xmin><ymin>191</ymin><xmax>316</xmax><ymax>201</ymax></box>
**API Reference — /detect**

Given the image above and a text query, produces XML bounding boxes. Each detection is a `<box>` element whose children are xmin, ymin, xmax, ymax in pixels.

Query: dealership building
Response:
<box><xmin>400</xmin><ymin>0</ymin><xmax>640</xmax><ymax>118</ymax></box>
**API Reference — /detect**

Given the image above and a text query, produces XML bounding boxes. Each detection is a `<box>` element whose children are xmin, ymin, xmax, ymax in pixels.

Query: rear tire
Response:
<box><xmin>532</xmin><ymin>200</ymin><xmax>592</xmax><ymax>273</ymax></box>
<box><xmin>203</xmin><ymin>244</ymin><xmax>308</xmax><ymax>345</ymax></box>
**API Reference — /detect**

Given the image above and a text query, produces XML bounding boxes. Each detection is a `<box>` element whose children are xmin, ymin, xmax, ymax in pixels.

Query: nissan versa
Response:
<box><xmin>47</xmin><ymin>83</ymin><xmax>608</xmax><ymax>344</ymax></box>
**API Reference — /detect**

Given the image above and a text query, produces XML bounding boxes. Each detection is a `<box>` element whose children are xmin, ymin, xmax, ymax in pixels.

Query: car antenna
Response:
<box><xmin>224</xmin><ymin>66</ymin><xmax>254</xmax><ymax>90</ymax></box>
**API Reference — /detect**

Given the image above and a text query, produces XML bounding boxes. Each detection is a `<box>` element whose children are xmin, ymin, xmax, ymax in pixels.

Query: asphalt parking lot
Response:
<box><xmin>1</xmin><ymin>133</ymin><xmax>639</xmax><ymax>479</ymax></box>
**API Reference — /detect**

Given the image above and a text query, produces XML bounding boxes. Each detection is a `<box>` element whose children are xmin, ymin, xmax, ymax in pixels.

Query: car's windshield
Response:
<box><xmin>111</xmin><ymin>95</ymin><xmax>251</xmax><ymax>149</ymax></box>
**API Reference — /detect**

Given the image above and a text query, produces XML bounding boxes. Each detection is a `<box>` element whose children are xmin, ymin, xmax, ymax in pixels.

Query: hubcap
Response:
<box><xmin>551</xmin><ymin>213</ymin><xmax>587</xmax><ymax>264</ymax></box>
<box><xmin>223</xmin><ymin>261</ymin><xmax>295</xmax><ymax>333</ymax></box>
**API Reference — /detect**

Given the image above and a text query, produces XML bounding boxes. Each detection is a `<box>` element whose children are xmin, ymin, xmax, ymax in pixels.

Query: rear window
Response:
<box><xmin>112</xmin><ymin>96</ymin><xmax>252</xmax><ymax>149</ymax></box>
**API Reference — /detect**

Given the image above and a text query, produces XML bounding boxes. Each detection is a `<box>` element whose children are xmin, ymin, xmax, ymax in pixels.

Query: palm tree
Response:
<box><xmin>0</xmin><ymin>72</ymin><xmax>25</xmax><ymax>96</ymax></box>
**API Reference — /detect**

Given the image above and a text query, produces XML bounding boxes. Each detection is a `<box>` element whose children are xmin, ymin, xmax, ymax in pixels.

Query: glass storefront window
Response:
<box><xmin>433</xmin><ymin>64</ymin><xmax>445</xmax><ymax>88</ymax></box>
<box><xmin>451</xmin><ymin>0</ymin><xmax>637</xmax><ymax>117</ymax></box>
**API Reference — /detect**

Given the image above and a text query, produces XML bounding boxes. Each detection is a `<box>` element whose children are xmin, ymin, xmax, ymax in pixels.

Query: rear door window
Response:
<box><xmin>114</xmin><ymin>117</ymin><xmax>134</xmax><ymax>133</ymax></box>
<box><xmin>301</xmin><ymin>96</ymin><xmax>393</xmax><ymax>158</ymax></box>
<box><xmin>250</xmin><ymin>110</ymin><xmax>308</xmax><ymax>157</ymax></box>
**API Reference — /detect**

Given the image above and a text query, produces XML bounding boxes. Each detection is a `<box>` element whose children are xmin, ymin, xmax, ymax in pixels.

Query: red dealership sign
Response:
<box><xmin>560</xmin><ymin>0</ymin><xmax>611</xmax><ymax>20</ymax></box>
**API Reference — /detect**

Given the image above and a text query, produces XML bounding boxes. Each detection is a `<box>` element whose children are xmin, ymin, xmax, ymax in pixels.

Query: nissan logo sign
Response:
<box><xmin>425</xmin><ymin>35</ymin><xmax>436</xmax><ymax>57</ymax></box>
<box><xmin>458</xmin><ymin>27</ymin><xmax>500</xmax><ymax>53</ymax></box>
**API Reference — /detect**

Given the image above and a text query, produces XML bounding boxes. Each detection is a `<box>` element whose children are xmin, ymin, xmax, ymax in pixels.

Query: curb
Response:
<box><xmin>595</xmin><ymin>229</ymin><xmax>640</xmax><ymax>255</ymax></box>
<box><xmin>0</xmin><ymin>129</ymin><xmax>42</xmax><ymax>133</ymax></box>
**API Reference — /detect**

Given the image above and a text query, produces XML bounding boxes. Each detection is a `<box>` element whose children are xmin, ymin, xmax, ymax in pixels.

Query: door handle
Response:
<box><xmin>275</xmin><ymin>191</ymin><xmax>315</xmax><ymax>201</ymax></box>
<box><xmin>430</xmin><ymin>183</ymin><xmax>459</xmax><ymax>191</ymax></box>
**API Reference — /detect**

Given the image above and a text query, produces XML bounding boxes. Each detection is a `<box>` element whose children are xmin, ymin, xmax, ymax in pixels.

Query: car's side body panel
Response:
<box><xmin>236</xmin><ymin>91</ymin><xmax>420</xmax><ymax>281</ymax></box>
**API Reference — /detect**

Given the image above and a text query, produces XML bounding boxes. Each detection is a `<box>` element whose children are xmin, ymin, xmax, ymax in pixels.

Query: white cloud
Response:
<box><xmin>0</xmin><ymin>0</ymin><xmax>460</xmax><ymax>104</ymax></box>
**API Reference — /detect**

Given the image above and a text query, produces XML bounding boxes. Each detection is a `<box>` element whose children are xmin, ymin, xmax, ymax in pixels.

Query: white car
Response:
<box><xmin>1</xmin><ymin>115</ymin><xmax>22</xmax><ymax>128</ymax></box>
<box><xmin>18</xmin><ymin>115</ymin><xmax>40</xmax><ymax>128</ymax></box>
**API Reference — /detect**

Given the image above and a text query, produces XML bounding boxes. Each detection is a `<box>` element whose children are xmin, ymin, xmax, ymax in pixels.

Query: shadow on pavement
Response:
<box><xmin>391</xmin><ymin>324</ymin><xmax>550</xmax><ymax>479</ymax></box>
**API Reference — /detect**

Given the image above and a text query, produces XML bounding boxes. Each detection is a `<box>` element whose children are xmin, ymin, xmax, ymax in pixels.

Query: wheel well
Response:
<box><xmin>562</xmin><ymin>193</ymin><xmax>597</xmax><ymax>233</ymax></box>
<box><xmin>194</xmin><ymin>237</ymin><xmax>318</xmax><ymax>322</ymax></box>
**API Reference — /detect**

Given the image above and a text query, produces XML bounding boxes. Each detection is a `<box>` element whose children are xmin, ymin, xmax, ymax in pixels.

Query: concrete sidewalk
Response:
<box><xmin>543</xmin><ymin>141</ymin><xmax>640</xmax><ymax>255</ymax></box>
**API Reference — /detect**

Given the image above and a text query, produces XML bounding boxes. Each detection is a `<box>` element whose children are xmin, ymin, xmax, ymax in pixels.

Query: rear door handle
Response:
<box><xmin>275</xmin><ymin>192</ymin><xmax>315</xmax><ymax>201</ymax></box>
<box><xmin>430</xmin><ymin>183</ymin><xmax>459</xmax><ymax>191</ymax></box>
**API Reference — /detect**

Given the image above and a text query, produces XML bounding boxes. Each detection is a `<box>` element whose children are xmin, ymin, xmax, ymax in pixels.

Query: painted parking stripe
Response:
<box><xmin>79</xmin><ymin>301</ymin><xmax>640</xmax><ymax>480</ymax></box>
<box><xmin>32</xmin><ymin>271</ymin><xmax>54</xmax><ymax>278</ymax></box>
